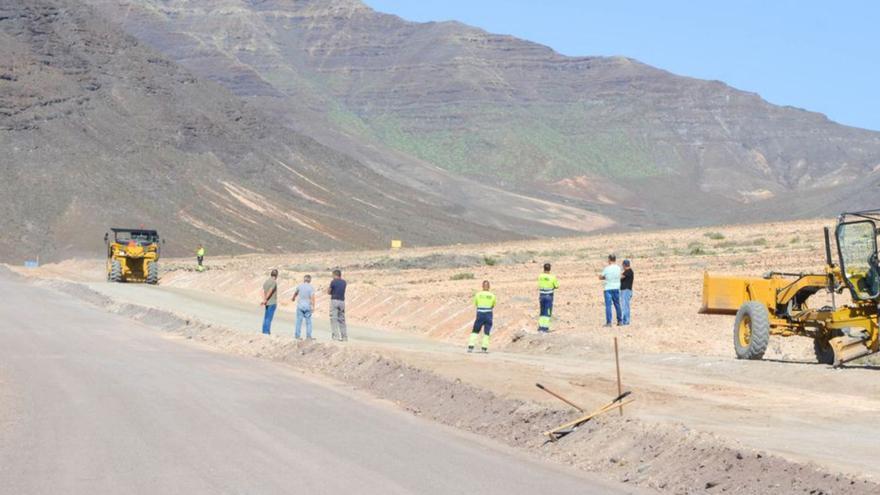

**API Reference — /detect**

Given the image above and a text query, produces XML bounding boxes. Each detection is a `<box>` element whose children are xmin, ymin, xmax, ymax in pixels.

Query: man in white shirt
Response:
<box><xmin>599</xmin><ymin>254</ymin><xmax>622</xmax><ymax>327</ymax></box>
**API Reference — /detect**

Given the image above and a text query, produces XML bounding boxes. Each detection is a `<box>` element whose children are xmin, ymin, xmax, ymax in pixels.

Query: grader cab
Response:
<box><xmin>701</xmin><ymin>210</ymin><xmax>880</xmax><ymax>366</ymax></box>
<box><xmin>104</xmin><ymin>228</ymin><xmax>162</xmax><ymax>284</ymax></box>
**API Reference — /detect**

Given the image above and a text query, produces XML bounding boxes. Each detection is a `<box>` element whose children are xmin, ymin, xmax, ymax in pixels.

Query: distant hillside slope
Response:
<box><xmin>85</xmin><ymin>0</ymin><xmax>880</xmax><ymax>220</ymax></box>
<box><xmin>0</xmin><ymin>0</ymin><xmax>616</xmax><ymax>263</ymax></box>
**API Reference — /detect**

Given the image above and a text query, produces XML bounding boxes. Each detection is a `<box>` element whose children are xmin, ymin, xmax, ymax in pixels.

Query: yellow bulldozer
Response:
<box><xmin>701</xmin><ymin>210</ymin><xmax>880</xmax><ymax>366</ymax></box>
<box><xmin>104</xmin><ymin>228</ymin><xmax>162</xmax><ymax>284</ymax></box>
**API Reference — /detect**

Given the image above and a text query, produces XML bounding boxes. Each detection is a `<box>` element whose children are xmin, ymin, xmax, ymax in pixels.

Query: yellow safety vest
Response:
<box><xmin>538</xmin><ymin>273</ymin><xmax>558</xmax><ymax>295</ymax></box>
<box><xmin>474</xmin><ymin>290</ymin><xmax>496</xmax><ymax>312</ymax></box>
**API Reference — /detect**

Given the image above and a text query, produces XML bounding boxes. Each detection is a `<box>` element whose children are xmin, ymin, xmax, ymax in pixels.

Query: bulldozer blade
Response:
<box><xmin>830</xmin><ymin>335</ymin><xmax>874</xmax><ymax>366</ymax></box>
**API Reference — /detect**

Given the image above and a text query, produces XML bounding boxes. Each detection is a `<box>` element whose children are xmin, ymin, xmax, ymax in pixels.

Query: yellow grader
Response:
<box><xmin>701</xmin><ymin>210</ymin><xmax>880</xmax><ymax>366</ymax></box>
<box><xmin>104</xmin><ymin>228</ymin><xmax>162</xmax><ymax>284</ymax></box>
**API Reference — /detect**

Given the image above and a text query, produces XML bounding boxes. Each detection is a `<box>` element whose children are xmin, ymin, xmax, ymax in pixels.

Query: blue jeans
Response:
<box><xmin>621</xmin><ymin>289</ymin><xmax>633</xmax><ymax>325</ymax></box>
<box><xmin>262</xmin><ymin>304</ymin><xmax>276</xmax><ymax>335</ymax></box>
<box><xmin>295</xmin><ymin>307</ymin><xmax>313</xmax><ymax>339</ymax></box>
<box><xmin>604</xmin><ymin>289</ymin><xmax>621</xmax><ymax>325</ymax></box>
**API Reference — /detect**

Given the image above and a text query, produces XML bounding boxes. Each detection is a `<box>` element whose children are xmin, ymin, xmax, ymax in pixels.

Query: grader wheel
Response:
<box><xmin>109</xmin><ymin>260</ymin><xmax>122</xmax><ymax>283</ymax></box>
<box><xmin>146</xmin><ymin>262</ymin><xmax>159</xmax><ymax>285</ymax></box>
<box><xmin>733</xmin><ymin>302</ymin><xmax>770</xmax><ymax>360</ymax></box>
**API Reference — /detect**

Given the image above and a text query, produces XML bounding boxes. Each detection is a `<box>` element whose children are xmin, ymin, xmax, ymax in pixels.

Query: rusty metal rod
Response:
<box><xmin>535</xmin><ymin>383</ymin><xmax>586</xmax><ymax>412</ymax></box>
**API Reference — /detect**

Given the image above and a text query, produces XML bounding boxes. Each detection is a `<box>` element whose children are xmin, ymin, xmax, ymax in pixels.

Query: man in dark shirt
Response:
<box><xmin>328</xmin><ymin>269</ymin><xmax>348</xmax><ymax>341</ymax></box>
<box><xmin>620</xmin><ymin>260</ymin><xmax>634</xmax><ymax>325</ymax></box>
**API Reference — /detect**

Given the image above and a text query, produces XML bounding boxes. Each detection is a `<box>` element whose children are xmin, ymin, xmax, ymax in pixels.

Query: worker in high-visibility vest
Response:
<box><xmin>468</xmin><ymin>280</ymin><xmax>497</xmax><ymax>353</ymax></box>
<box><xmin>196</xmin><ymin>244</ymin><xmax>206</xmax><ymax>272</ymax></box>
<box><xmin>537</xmin><ymin>263</ymin><xmax>559</xmax><ymax>333</ymax></box>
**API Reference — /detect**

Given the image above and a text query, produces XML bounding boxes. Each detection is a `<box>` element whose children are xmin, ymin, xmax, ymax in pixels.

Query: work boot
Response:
<box><xmin>481</xmin><ymin>348</ymin><xmax>488</xmax><ymax>354</ymax></box>
<box><xmin>467</xmin><ymin>346</ymin><xmax>474</xmax><ymax>353</ymax></box>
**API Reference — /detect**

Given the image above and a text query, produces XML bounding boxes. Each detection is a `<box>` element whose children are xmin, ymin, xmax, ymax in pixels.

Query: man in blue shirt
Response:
<box><xmin>292</xmin><ymin>275</ymin><xmax>316</xmax><ymax>340</ymax></box>
<box><xmin>599</xmin><ymin>254</ymin><xmax>622</xmax><ymax>327</ymax></box>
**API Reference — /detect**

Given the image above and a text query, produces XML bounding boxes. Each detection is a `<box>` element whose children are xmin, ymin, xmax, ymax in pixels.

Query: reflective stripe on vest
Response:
<box><xmin>538</xmin><ymin>273</ymin><xmax>558</xmax><ymax>294</ymax></box>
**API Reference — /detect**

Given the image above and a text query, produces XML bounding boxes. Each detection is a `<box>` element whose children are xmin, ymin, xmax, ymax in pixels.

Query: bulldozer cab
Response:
<box><xmin>835</xmin><ymin>211</ymin><xmax>880</xmax><ymax>301</ymax></box>
<box><xmin>107</xmin><ymin>228</ymin><xmax>160</xmax><ymax>247</ymax></box>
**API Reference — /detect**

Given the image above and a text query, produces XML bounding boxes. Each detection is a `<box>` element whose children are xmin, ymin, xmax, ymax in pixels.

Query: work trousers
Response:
<box><xmin>604</xmin><ymin>289</ymin><xmax>621</xmax><ymax>325</ymax></box>
<box><xmin>472</xmin><ymin>311</ymin><xmax>493</xmax><ymax>335</ymax></box>
<box><xmin>330</xmin><ymin>300</ymin><xmax>348</xmax><ymax>341</ymax></box>
<box><xmin>538</xmin><ymin>294</ymin><xmax>554</xmax><ymax>332</ymax></box>
<box><xmin>262</xmin><ymin>304</ymin><xmax>276</xmax><ymax>335</ymax></box>
<box><xmin>469</xmin><ymin>311</ymin><xmax>494</xmax><ymax>351</ymax></box>
<box><xmin>620</xmin><ymin>289</ymin><xmax>633</xmax><ymax>325</ymax></box>
<box><xmin>295</xmin><ymin>308</ymin><xmax>313</xmax><ymax>339</ymax></box>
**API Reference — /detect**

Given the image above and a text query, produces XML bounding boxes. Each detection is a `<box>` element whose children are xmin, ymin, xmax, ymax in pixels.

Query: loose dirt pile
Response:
<box><xmin>41</xmin><ymin>278</ymin><xmax>879</xmax><ymax>495</ymax></box>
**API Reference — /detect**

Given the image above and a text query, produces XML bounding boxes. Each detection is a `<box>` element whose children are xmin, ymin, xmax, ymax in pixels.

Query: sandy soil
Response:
<box><xmin>12</xmin><ymin>218</ymin><xmax>880</xmax><ymax>491</ymax></box>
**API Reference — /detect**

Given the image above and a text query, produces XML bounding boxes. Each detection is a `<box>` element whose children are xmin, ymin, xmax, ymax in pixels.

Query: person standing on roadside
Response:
<box><xmin>292</xmin><ymin>274</ymin><xmax>316</xmax><ymax>340</ymax></box>
<box><xmin>328</xmin><ymin>269</ymin><xmax>348</xmax><ymax>341</ymax></box>
<box><xmin>599</xmin><ymin>254</ymin><xmax>622</xmax><ymax>327</ymax></box>
<box><xmin>620</xmin><ymin>259</ymin><xmax>634</xmax><ymax>326</ymax></box>
<box><xmin>196</xmin><ymin>244</ymin><xmax>206</xmax><ymax>272</ymax></box>
<box><xmin>537</xmin><ymin>263</ymin><xmax>559</xmax><ymax>333</ymax></box>
<box><xmin>468</xmin><ymin>280</ymin><xmax>496</xmax><ymax>353</ymax></box>
<box><xmin>261</xmin><ymin>269</ymin><xmax>279</xmax><ymax>335</ymax></box>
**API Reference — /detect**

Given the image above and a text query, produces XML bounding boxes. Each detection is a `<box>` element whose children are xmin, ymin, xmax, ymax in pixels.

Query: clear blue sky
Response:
<box><xmin>363</xmin><ymin>1</ymin><xmax>879</xmax><ymax>131</ymax></box>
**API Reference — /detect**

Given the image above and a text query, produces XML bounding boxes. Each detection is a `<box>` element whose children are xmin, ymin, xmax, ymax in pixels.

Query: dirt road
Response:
<box><xmin>0</xmin><ymin>274</ymin><xmax>634</xmax><ymax>494</ymax></box>
<box><xmin>58</xmin><ymin>275</ymin><xmax>880</xmax><ymax>482</ymax></box>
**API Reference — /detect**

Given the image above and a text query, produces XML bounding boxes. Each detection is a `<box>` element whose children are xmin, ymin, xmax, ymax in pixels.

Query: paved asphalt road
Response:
<box><xmin>0</xmin><ymin>274</ymin><xmax>635</xmax><ymax>494</ymax></box>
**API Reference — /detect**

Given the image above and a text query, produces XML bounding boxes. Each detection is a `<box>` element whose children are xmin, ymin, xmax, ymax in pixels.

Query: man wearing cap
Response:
<box><xmin>261</xmin><ymin>269</ymin><xmax>279</xmax><ymax>335</ymax></box>
<box><xmin>537</xmin><ymin>263</ymin><xmax>559</xmax><ymax>333</ymax></box>
<box><xmin>599</xmin><ymin>254</ymin><xmax>622</xmax><ymax>327</ymax></box>
<box><xmin>620</xmin><ymin>259</ymin><xmax>634</xmax><ymax>325</ymax></box>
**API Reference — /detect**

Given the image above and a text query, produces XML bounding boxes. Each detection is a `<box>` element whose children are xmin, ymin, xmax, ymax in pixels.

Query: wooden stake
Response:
<box><xmin>544</xmin><ymin>398</ymin><xmax>636</xmax><ymax>440</ymax></box>
<box><xmin>614</xmin><ymin>337</ymin><xmax>623</xmax><ymax>416</ymax></box>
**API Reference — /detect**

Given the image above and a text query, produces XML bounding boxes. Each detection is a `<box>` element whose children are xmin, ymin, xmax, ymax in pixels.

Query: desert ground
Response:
<box><xmin>9</xmin><ymin>218</ymin><xmax>880</xmax><ymax>494</ymax></box>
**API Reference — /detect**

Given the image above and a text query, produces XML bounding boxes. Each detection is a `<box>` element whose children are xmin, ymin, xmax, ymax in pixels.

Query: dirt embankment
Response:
<box><xmin>39</xmin><ymin>278</ymin><xmax>879</xmax><ymax>495</ymax></box>
<box><xmin>135</xmin><ymin>218</ymin><xmax>843</xmax><ymax>362</ymax></box>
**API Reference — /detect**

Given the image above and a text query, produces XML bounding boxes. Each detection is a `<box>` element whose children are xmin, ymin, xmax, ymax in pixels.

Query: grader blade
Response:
<box><xmin>830</xmin><ymin>335</ymin><xmax>874</xmax><ymax>366</ymax></box>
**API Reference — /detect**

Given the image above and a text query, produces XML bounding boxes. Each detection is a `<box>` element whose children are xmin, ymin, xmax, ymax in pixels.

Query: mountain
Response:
<box><xmin>0</xmin><ymin>0</ymin><xmax>611</xmax><ymax>263</ymax></box>
<box><xmin>3</xmin><ymin>0</ymin><xmax>879</xmax><ymax>263</ymax></box>
<box><xmin>81</xmin><ymin>0</ymin><xmax>880</xmax><ymax>224</ymax></box>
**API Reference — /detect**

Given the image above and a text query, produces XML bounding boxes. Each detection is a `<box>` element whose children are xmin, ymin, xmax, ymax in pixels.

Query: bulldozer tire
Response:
<box><xmin>733</xmin><ymin>301</ymin><xmax>770</xmax><ymax>360</ymax></box>
<box><xmin>109</xmin><ymin>260</ymin><xmax>122</xmax><ymax>283</ymax></box>
<box><xmin>146</xmin><ymin>263</ymin><xmax>159</xmax><ymax>285</ymax></box>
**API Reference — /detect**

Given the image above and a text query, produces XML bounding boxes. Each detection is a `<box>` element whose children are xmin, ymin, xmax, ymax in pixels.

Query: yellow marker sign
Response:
<box><xmin>391</xmin><ymin>240</ymin><xmax>402</xmax><ymax>249</ymax></box>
